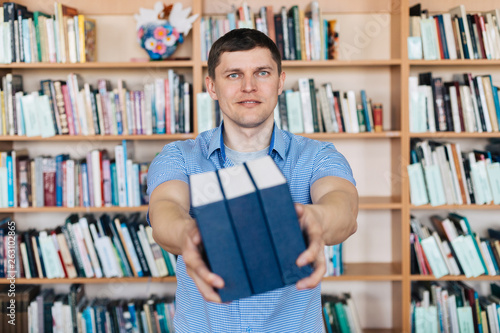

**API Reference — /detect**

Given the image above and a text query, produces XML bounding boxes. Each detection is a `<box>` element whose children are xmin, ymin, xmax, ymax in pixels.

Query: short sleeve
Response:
<box><xmin>147</xmin><ymin>143</ymin><xmax>189</xmax><ymax>198</ymax></box>
<box><xmin>310</xmin><ymin>143</ymin><xmax>356</xmax><ymax>187</ymax></box>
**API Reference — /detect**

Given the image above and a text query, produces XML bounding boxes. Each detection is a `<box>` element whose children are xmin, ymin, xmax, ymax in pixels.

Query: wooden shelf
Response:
<box><xmin>409</xmin><ymin>59</ymin><xmax>500</xmax><ymax>66</ymax></box>
<box><xmin>2</xmin><ymin>198</ymin><xmax>401</xmax><ymax>213</ymax></box>
<box><xmin>300</xmin><ymin>131</ymin><xmax>401</xmax><ymax>140</ymax></box>
<box><xmin>411</xmin><ymin>203</ymin><xmax>500</xmax><ymax>210</ymax></box>
<box><xmin>363</xmin><ymin>330</ymin><xmax>401</xmax><ymax>333</ymax></box>
<box><xmin>0</xmin><ymin>206</ymin><xmax>149</xmax><ymax>213</ymax></box>
<box><xmin>409</xmin><ymin>132</ymin><xmax>500</xmax><ymax>139</ymax></box>
<box><xmin>5</xmin><ymin>264</ymin><xmax>400</xmax><ymax>284</ymax></box>
<box><xmin>323</xmin><ymin>263</ymin><xmax>402</xmax><ymax>281</ymax></box>
<box><xmin>202</xmin><ymin>59</ymin><xmax>402</xmax><ymax>67</ymax></box>
<box><xmin>0</xmin><ymin>61</ymin><xmax>194</xmax><ymax>69</ymax></box>
<box><xmin>2</xmin><ymin>277</ymin><xmax>177</xmax><ymax>284</ymax></box>
<box><xmin>0</xmin><ymin>133</ymin><xmax>195</xmax><ymax>142</ymax></box>
<box><xmin>359</xmin><ymin>197</ymin><xmax>402</xmax><ymax>210</ymax></box>
<box><xmin>411</xmin><ymin>275</ymin><xmax>500</xmax><ymax>281</ymax></box>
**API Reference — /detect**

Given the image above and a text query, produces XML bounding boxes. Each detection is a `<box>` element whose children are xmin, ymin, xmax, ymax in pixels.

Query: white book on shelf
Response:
<box><xmin>45</xmin><ymin>18</ymin><xmax>56</xmax><ymax>63</ymax></box>
<box><xmin>143</xmin><ymin>84</ymin><xmax>153</xmax><ymax>135</ymax></box>
<box><xmin>66</xmin><ymin>159</ymin><xmax>75</xmax><ymax>207</ymax></box>
<box><xmin>475</xmin><ymin>77</ymin><xmax>493</xmax><ymax>132</ymax></box>
<box><xmin>39</xmin><ymin>230</ymin><xmax>63</xmax><ymax>278</ymax></box>
<box><xmin>91</xmin><ymin>150</ymin><xmax>102</xmax><ymax>207</ymax></box>
<box><xmin>448</xmin><ymin>86</ymin><xmax>462</xmax><ymax>133</ymax></box>
<box><xmin>459</xmin><ymin>86</ymin><xmax>477</xmax><ymax>132</ymax></box>
<box><xmin>38</xmin><ymin>94</ymin><xmax>56</xmax><ymax>138</ymax></box>
<box><xmin>79</xmin><ymin>217</ymin><xmax>103</xmax><ymax>278</ymax></box>
<box><xmin>434</xmin><ymin>148</ymin><xmax>455</xmax><ymax>205</ymax></box>
<box><xmin>347</xmin><ymin>90</ymin><xmax>360</xmax><ymax>133</ymax></box>
<box><xmin>137</xmin><ymin>224</ymin><xmax>159</xmax><ymax>277</ymax></box>
<box><xmin>297</xmin><ymin>78</ymin><xmax>314</xmax><ymax>133</ymax></box>
<box><xmin>442</xmin><ymin>13</ymin><xmax>457</xmax><ymax>60</ymax></box>
<box><xmin>184</xmin><ymin>81</ymin><xmax>190</xmax><ymax>134</ymax></box>
<box><xmin>126</xmin><ymin>159</ymin><xmax>134</xmax><ymax>207</ymax></box>
<box><xmin>114</xmin><ymin>145</ymin><xmax>128</xmax><ymax>207</ymax></box>
<box><xmin>20</xmin><ymin>242</ymin><xmax>31</xmax><ymax>278</ymax></box>
<box><xmin>71</xmin><ymin>222</ymin><xmax>95</xmax><ymax>278</ymax></box>
<box><xmin>340</xmin><ymin>93</ymin><xmax>352</xmax><ymax>133</ymax></box>
<box><xmin>76</xmin><ymin>90</ymin><xmax>89</xmax><ymax>135</ymax></box>
<box><xmin>20</xmin><ymin>93</ymin><xmax>40</xmax><ymax>137</ymax></box>
<box><xmin>445</xmin><ymin>143</ymin><xmax>463</xmax><ymax>205</ymax></box>
<box><xmin>454</xmin><ymin>143</ymin><xmax>471</xmax><ymax>205</ymax></box>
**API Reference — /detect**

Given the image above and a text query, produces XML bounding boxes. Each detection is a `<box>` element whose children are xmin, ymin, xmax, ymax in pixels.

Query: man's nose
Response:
<box><xmin>241</xmin><ymin>75</ymin><xmax>257</xmax><ymax>92</ymax></box>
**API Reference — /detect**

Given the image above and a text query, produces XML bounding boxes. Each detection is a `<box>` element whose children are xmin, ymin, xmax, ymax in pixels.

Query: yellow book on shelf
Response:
<box><xmin>78</xmin><ymin>14</ymin><xmax>86</xmax><ymax>63</ymax></box>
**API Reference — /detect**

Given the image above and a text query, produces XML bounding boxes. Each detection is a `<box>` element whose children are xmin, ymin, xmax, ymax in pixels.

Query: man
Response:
<box><xmin>147</xmin><ymin>28</ymin><xmax>358</xmax><ymax>332</ymax></box>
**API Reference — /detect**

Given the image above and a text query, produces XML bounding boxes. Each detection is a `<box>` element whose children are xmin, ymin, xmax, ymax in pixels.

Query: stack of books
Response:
<box><xmin>411</xmin><ymin>282</ymin><xmax>500</xmax><ymax>333</ymax></box>
<box><xmin>408</xmin><ymin>4</ymin><xmax>500</xmax><ymax>60</ymax></box>
<box><xmin>190</xmin><ymin>156</ymin><xmax>311</xmax><ymax>302</ymax></box>
<box><xmin>410</xmin><ymin>214</ymin><xmax>500</xmax><ymax>278</ymax></box>
<box><xmin>198</xmin><ymin>79</ymin><xmax>383</xmax><ymax>134</ymax></box>
<box><xmin>407</xmin><ymin>140</ymin><xmax>500</xmax><ymax>206</ymax></box>
<box><xmin>0</xmin><ymin>71</ymin><xmax>192</xmax><ymax>137</ymax></box>
<box><xmin>409</xmin><ymin>72</ymin><xmax>500</xmax><ymax>133</ymax></box>
<box><xmin>0</xmin><ymin>214</ymin><xmax>176</xmax><ymax>279</ymax></box>
<box><xmin>0</xmin><ymin>141</ymin><xmax>148</xmax><ymax>208</ymax></box>
<box><xmin>0</xmin><ymin>2</ymin><xmax>96</xmax><ymax>64</ymax></box>
<box><xmin>201</xmin><ymin>1</ymin><xmax>340</xmax><ymax>61</ymax></box>
<box><xmin>322</xmin><ymin>293</ymin><xmax>362</xmax><ymax>333</ymax></box>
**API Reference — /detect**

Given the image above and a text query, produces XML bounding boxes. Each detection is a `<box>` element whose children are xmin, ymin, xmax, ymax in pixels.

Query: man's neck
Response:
<box><xmin>222</xmin><ymin>119</ymin><xmax>274</xmax><ymax>152</ymax></box>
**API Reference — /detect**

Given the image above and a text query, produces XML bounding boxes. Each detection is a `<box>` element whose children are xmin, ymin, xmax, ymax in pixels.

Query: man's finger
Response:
<box><xmin>296</xmin><ymin>250</ymin><xmax>326</xmax><ymax>290</ymax></box>
<box><xmin>188</xmin><ymin>269</ymin><xmax>223</xmax><ymax>303</ymax></box>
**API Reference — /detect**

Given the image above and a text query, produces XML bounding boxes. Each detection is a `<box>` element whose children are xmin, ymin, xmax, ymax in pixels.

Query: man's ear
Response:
<box><xmin>278</xmin><ymin>71</ymin><xmax>286</xmax><ymax>95</ymax></box>
<box><xmin>205</xmin><ymin>75</ymin><xmax>218</xmax><ymax>100</ymax></box>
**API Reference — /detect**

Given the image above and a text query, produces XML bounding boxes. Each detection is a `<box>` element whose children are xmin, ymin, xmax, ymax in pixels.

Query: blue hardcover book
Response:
<box><xmin>436</xmin><ymin>15</ymin><xmax>449</xmax><ymax>59</ymax></box>
<box><xmin>487</xmin><ymin>77</ymin><xmax>500</xmax><ymax>129</ymax></box>
<box><xmin>244</xmin><ymin>156</ymin><xmax>312</xmax><ymax>285</ymax></box>
<box><xmin>218</xmin><ymin>165</ymin><xmax>284</xmax><ymax>294</ymax></box>
<box><xmin>6</xmin><ymin>154</ymin><xmax>14</xmax><ymax>207</ymax></box>
<box><xmin>360</xmin><ymin>90</ymin><xmax>372</xmax><ymax>132</ymax></box>
<box><xmin>190</xmin><ymin>171</ymin><xmax>253</xmax><ymax>302</ymax></box>
<box><xmin>55</xmin><ymin>154</ymin><xmax>69</xmax><ymax>207</ymax></box>
<box><xmin>110</xmin><ymin>162</ymin><xmax>118</xmax><ymax>206</ymax></box>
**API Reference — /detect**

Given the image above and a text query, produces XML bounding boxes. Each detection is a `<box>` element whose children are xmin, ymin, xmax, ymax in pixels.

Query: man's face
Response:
<box><xmin>206</xmin><ymin>47</ymin><xmax>285</xmax><ymax>129</ymax></box>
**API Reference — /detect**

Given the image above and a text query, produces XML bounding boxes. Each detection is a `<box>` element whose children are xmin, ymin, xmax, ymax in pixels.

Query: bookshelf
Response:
<box><xmin>4</xmin><ymin>0</ymin><xmax>498</xmax><ymax>332</ymax></box>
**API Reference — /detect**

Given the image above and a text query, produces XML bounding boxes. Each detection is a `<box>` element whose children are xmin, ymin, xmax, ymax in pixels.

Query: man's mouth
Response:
<box><xmin>238</xmin><ymin>100</ymin><xmax>261</xmax><ymax>104</ymax></box>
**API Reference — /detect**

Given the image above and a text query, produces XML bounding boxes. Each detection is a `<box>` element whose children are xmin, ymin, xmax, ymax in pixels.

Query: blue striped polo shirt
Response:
<box><xmin>147</xmin><ymin>122</ymin><xmax>356</xmax><ymax>333</ymax></box>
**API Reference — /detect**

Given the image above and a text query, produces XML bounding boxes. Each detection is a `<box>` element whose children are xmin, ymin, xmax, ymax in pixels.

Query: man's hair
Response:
<box><xmin>207</xmin><ymin>28</ymin><xmax>282</xmax><ymax>79</ymax></box>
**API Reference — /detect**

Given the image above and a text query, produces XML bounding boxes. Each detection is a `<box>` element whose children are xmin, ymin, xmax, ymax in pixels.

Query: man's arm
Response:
<box><xmin>309</xmin><ymin>175</ymin><xmax>359</xmax><ymax>245</ymax></box>
<box><xmin>149</xmin><ymin>180</ymin><xmax>224</xmax><ymax>302</ymax></box>
<box><xmin>295</xmin><ymin>176</ymin><xmax>358</xmax><ymax>289</ymax></box>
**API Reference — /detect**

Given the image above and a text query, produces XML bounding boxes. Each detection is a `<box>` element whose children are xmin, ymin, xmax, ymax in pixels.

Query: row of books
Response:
<box><xmin>197</xmin><ymin>80</ymin><xmax>383</xmax><ymax>134</ymax></box>
<box><xmin>408</xmin><ymin>140</ymin><xmax>500</xmax><ymax>206</ymax></box>
<box><xmin>0</xmin><ymin>214</ymin><xmax>176</xmax><ymax>279</ymax></box>
<box><xmin>322</xmin><ymin>293</ymin><xmax>362</xmax><ymax>333</ymax></box>
<box><xmin>0</xmin><ymin>2</ymin><xmax>96</xmax><ymax>64</ymax></box>
<box><xmin>201</xmin><ymin>1</ymin><xmax>339</xmax><ymax>61</ymax></box>
<box><xmin>408</xmin><ymin>4</ymin><xmax>500</xmax><ymax>60</ymax></box>
<box><xmin>324</xmin><ymin>244</ymin><xmax>343</xmax><ymax>277</ymax></box>
<box><xmin>0</xmin><ymin>143</ymin><xmax>148</xmax><ymax>208</ymax></box>
<box><xmin>410</xmin><ymin>214</ymin><xmax>500</xmax><ymax>279</ymax></box>
<box><xmin>409</xmin><ymin>72</ymin><xmax>500</xmax><ymax>133</ymax></box>
<box><xmin>0</xmin><ymin>284</ymin><xmax>175</xmax><ymax>333</ymax></box>
<box><xmin>411</xmin><ymin>282</ymin><xmax>500</xmax><ymax>333</ymax></box>
<box><xmin>0</xmin><ymin>71</ymin><xmax>192</xmax><ymax>137</ymax></box>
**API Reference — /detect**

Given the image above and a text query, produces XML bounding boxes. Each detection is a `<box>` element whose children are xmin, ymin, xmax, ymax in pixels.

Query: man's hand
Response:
<box><xmin>294</xmin><ymin>203</ymin><xmax>326</xmax><ymax>290</ymax></box>
<box><xmin>182</xmin><ymin>218</ymin><xmax>225</xmax><ymax>303</ymax></box>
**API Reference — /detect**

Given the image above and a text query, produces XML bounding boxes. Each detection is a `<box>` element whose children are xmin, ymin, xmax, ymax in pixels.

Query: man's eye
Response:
<box><xmin>258</xmin><ymin>71</ymin><xmax>269</xmax><ymax>76</ymax></box>
<box><xmin>228</xmin><ymin>73</ymin><xmax>239</xmax><ymax>78</ymax></box>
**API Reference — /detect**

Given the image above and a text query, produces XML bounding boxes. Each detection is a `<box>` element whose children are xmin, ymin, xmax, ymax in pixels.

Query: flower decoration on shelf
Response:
<box><xmin>134</xmin><ymin>2</ymin><xmax>198</xmax><ymax>60</ymax></box>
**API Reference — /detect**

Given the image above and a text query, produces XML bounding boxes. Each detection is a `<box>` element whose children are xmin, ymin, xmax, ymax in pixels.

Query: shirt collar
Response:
<box><xmin>207</xmin><ymin>122</ymin><xmax>286</xmax><ymax>161</ymax></box>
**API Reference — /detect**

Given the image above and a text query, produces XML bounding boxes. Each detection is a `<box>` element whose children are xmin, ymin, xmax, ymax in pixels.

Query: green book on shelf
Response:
<box><xmin>33</xmin><ymin>11</ymin><xmax>50</xmax><ymax>63</ymax></box>
<box><xmin>457</xmin><ymin>306</ymin><xmax>475</xmax><ymax>333</ymax></box>
<box><xmin>334</xmin><ymin>301</ymin><xmax>350</xmax><ymax>333</ymax></box>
